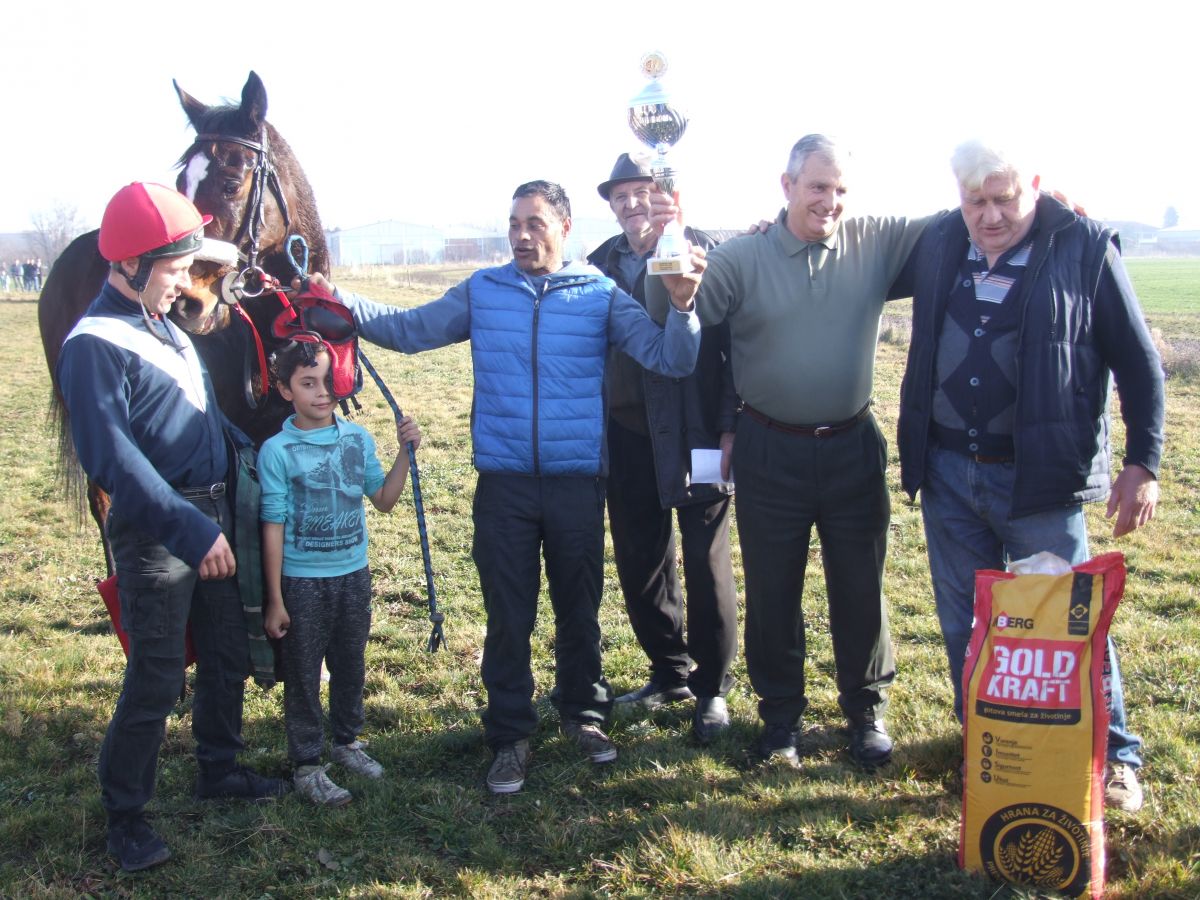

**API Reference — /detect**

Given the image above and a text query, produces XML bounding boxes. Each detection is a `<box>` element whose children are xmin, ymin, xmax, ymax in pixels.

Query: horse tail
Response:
<box><xmin>38</xmin><ymin>229</ymin><xmax>116</xmax><ymax>574</ymax></box>
<box><xmin>47</xmin><ymin>387</ymin><xmax>87</xmax><ymax>523</ymax></box>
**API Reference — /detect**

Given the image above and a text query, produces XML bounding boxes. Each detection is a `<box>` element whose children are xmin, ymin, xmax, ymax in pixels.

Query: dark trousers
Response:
<box><xmin>99</xmin><ymin>496</ymin><xmax>249</xmax><ymax>822</ymax></box>
<box><xmin>472</xmin><ymin>473</ymin><xmax>613</xmax><ymax>749</ymax></box>
<box><xmin>279</xmin><ymin>567</ymin><xmax>372</xmax><ymax>764</ymax></box>
<box><xmin>733</xmin><ymin>413</ymin><xmax>895</xmax><ymax>727</ymax></box>
<box><xmin>606</xmin><ymin>420</ymin><xmax>737</xmax><ymax>698</ymax></box>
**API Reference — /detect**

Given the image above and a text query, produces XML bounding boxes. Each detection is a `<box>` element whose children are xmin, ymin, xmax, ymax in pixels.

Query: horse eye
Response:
<box><xmin>222</xmin><ymin>179</ymin><xmax>242</xmax><ymax>197</ymax></box>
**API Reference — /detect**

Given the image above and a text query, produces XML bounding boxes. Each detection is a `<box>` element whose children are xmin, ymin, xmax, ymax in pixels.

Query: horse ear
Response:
<box><xmin>174</xmin><ymin>79</ymin><xmax>208</xmax><ymax>130</ymax></box>
<box><xmin>241</xmin><ymin>71</ymin><xmax>269</xmax><ymax>129</ymax></box>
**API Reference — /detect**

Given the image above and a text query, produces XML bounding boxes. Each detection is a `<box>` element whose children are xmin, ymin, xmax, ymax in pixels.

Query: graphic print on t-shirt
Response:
<box><xmin>284</xmin><ymin>435</ymin><xmax>368</xmax><ymax>554</ymax></box>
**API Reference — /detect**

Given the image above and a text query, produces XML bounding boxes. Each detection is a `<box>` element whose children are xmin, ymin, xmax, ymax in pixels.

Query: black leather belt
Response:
<box><xmin>930</xmin><ymin>425</ymin><xmax>1014</xmax><ymax>462</ymax></box>
<box><xmin>741</xmin><ymin>400</ymin><xmax>872</xmax><ymax>437</ymax></box>
<box><xmin>179</xmin><ymin>482</ymin><xmax>226</xmax><ymax>500</ymax></box>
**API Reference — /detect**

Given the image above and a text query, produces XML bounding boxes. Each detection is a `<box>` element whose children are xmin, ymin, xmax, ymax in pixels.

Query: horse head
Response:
<box><xmin>171</xmin><ymin>71</ymin><xmax>328</xmax><ymax>335</ymax></box>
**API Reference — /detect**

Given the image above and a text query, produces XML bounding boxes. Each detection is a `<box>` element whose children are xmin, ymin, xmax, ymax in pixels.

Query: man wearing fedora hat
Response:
<box><xmin>589</xmin><ymin>153</ymin><xmax>739</xmax><ymax>744</ymax></box>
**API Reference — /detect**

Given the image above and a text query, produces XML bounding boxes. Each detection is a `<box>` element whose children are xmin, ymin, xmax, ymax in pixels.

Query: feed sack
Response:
<box><xmin>960</xmin><ymin>551</ymin><xmax>1125</xmax><ymax>899</ymax></box>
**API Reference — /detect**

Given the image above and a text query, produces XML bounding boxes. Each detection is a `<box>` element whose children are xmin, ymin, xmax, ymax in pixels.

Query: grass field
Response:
<box><xmin>0</xmin><ymin>257</ymin><xmax>1196</xmax><ymax>898</ymax></box>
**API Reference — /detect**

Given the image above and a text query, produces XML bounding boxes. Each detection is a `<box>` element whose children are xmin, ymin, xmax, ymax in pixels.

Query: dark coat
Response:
<box><xmin>893</xmin><ymin>194</ymin><xmax>1164</xmax><ymax>518</ymax></box>
<box><xmin>588</xmin><ymin>227</ymin><xmax>737</xmax><ymax>508</ymax></box>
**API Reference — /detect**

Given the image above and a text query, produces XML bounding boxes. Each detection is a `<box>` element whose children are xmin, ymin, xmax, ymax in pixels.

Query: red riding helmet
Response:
<box><xmin>98</xmin><ymin>182</ymin><xmax>213</xmax><ymax>263</ymax></box>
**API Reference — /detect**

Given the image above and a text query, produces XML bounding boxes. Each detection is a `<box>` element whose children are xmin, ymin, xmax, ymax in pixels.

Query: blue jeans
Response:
<box><xmin>920</xmin><ymin>445</ymin><xmax>1142</xmax><ymax>767</ymax></box>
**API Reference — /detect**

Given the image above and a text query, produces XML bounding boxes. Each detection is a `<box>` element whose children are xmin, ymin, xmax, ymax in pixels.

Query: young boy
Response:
<box><xmin>260</xmin><ymin>340</ymin><xmax>421</xmax><ymax>806</ymax></box>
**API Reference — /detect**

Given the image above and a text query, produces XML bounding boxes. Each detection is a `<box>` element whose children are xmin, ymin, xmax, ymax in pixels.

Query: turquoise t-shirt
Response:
<box><xmin>259</xmin><ymin>415</ymin><xmax>386</xmax><ymax>578</ymax></box>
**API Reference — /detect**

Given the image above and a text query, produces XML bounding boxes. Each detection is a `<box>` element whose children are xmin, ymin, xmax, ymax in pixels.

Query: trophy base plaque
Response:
<box><xmin>647</xmin><ymin>255</ymin><xmax>687</xmax><ymax>276</ymax></box>
<box><xmin>646</xmin><ymin>219</ymin><xmax>688</xmax><ymax>277</ymax></box>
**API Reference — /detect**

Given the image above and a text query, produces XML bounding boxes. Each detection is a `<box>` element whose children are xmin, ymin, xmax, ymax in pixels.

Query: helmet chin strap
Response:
<box><xmin>125</xmin><ymin>259</ymin><xmax>186</xmax><ymax>352</ymax></box>
<box><xmin>123</xmin><ymin>256</ymin><xmax>155</xmax><ymax>294</ymax></box>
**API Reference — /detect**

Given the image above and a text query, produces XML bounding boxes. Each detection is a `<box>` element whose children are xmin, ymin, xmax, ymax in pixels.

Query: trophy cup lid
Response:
<box><xmin>629</xmin><ymin>79</ymin><xmax>670</xmax><ymax>110</ymax></box>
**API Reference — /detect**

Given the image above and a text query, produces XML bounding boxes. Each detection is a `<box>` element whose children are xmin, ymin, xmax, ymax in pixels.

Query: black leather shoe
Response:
<box><xmin>107</xmin><ymin>816</ymin><xmax>171</xmax><ymax>872</ymax></box>
<box><xmin>849</xmin><ymin>722</ymin><xmax>893</xmax><ymax>767</ymax></box>
<box><xmin>614</xmin><ymin>682</ymin><xmax>694</xmax><ymax>710</ymax></box>
<box><xmin>757</xmin><ymin>721</ymin><xmax>800</xmax><ymax>765</ymax></box>
<box><xmin>692</xmin><ymin>696</ymin><xmax>731</xmax><ymax>744</ymax></box>
<box><xmin>196</xmin><ymin>765</ymin><xmax>290</xmax><ymax>801</ymax></box>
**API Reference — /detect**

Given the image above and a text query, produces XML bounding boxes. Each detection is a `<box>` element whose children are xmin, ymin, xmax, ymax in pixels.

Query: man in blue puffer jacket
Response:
<box><xmin>317</xmin><ymin>180</ymin><xmax>706</xmax><ymax>794</ymax></box>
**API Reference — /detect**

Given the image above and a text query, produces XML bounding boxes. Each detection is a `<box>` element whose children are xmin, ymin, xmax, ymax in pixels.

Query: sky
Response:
<box><xmin>2</xmin><ymin>1</ymin><xmax>1197</xmax><ymax>239</ymax></box>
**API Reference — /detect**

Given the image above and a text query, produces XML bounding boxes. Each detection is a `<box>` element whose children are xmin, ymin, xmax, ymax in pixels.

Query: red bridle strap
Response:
<box><xmin>229</xmin><ymin>298</ymin><xmax>269</xmax><ymax>401</ymax></box>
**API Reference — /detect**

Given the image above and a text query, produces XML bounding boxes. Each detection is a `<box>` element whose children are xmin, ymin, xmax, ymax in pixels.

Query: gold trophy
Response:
<box><xmin>628</xmin><ymin>52</ymin><xmax>689</xmax><ymax>276</ymax></box>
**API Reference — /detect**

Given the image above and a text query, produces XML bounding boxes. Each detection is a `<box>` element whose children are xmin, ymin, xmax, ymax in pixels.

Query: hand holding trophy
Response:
<box><xmin>628</xmin><ymin>52</ymin><xmax>690</xmax><ymax>276</ymax></box>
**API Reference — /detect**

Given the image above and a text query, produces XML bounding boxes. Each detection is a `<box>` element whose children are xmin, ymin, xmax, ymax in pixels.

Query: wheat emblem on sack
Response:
<box><xmin>999</xmin><ymin>827</ymin><xmax>1067</xmax><ymax>888</ymax></box>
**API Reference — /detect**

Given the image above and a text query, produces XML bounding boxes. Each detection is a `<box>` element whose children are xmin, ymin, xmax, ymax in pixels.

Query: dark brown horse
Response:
<box><xmin>38</xmin><ymin>71</ymin><xmax>329</xmax><ymax>573</ymax></box>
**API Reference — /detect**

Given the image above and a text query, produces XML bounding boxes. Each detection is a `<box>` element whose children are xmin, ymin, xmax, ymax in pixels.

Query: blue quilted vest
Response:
<box><xmin>468</xmin><ymin>263</ymin><xmax>615</xmax><ymax>476</ymax></box>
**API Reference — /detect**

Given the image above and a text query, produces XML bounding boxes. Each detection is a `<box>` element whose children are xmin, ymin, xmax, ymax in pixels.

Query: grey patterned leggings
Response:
<box><xmin>279</xmin><ymin>567</ymin><xmax>373</xmax><ymax>764</ymax></box>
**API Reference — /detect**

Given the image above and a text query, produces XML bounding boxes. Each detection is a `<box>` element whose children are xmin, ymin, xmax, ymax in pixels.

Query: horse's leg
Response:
<box><xmin>87</xmin><ymin>481</ymin><xmax>115</xmax><ymax>578</ymax></box>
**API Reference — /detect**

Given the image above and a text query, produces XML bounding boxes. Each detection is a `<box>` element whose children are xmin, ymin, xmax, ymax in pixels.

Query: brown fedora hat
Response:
<box><xmin>597</xmin><ymin>153</ymin><xmax>654</xmax><ymax>200</ymax></box>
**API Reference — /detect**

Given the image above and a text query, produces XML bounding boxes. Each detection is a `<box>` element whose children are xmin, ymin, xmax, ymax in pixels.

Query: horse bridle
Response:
<box><xmin>186</xmin><ymin>127</ymin><xmax>294</xmax><ymax>408</ymax></box>
<box><xmin>192</xmin><ymin>127</ymin><xmax>292</xmax><ymax>296</ymax></box>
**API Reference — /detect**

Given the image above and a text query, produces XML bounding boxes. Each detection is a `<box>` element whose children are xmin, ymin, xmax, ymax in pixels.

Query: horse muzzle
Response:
<box><xmin>171</xmin><ymin>285</ymin><xmax>227</xmax><ymax>334</ymax></box>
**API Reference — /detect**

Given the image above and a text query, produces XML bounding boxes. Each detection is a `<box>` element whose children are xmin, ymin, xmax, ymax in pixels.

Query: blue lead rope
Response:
<box><xmin>358</xmin><ymin>348</ymin><xmax>446</xmax><ymax>652</ymax></box>
<box><xmin>286</xmin><ymin>235</ymin><xmax>446</xmax><ymax>651</ymax></box>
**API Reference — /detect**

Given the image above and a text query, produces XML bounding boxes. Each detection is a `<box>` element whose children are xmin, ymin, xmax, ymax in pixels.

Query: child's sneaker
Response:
<box><xmin>294</xmin><ymin>764</ymin><xmax>352</xmax><ymax>806</ymax></box>
<box><xmin>331</xmin><ymin>740</ymin><xmax>385</xmax><ymax>779</ymax></box>
<box><xmin>562</xmin><ymin>721</ymin><xmax>618</xmax><ymax>763</ymax></box>
<box><xmin>487</xmin><ymin>739</ymin><xmax>531</xmax><ymax>794</ymax></box>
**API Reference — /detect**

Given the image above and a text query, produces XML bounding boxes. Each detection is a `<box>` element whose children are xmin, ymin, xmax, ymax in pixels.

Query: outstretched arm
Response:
<box><xmin>297</xmin><ymin>274</ymin><xmax>472</xmax><ymax>353</ymax></box>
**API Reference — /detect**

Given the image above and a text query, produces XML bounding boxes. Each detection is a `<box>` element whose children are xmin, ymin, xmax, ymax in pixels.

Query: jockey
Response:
<box><xmin>57</xmin><ymin>183</ymin><xmax>287</xmax><ymax>874</ymax></box>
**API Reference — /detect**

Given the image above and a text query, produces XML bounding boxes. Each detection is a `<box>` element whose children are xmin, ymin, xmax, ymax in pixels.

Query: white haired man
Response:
<box><xmin>891</xmin><ymin>139</ymin><xmax>1165</xmax><ymax>811</ymax></box>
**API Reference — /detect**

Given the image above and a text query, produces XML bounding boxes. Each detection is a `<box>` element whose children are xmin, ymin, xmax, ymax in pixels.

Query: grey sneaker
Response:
<box><xmin>332</xmin><ymin>740</ymin><xmax>385</xmax><ymax>779</ymax></box>
<box><xmin>487</xmin><ymin>740</ymin><xmax>531</xmax><ymax>794</ymax></box>
<box><xmin>1105</xmin><ymin>762</ymin><xmax>1144</xmax><ymax>812</ymax></box>
<box><xmin>294</xmin><ymin>764</ymin><xmax>352</xmax><ymax>807</ymax></box>
<box><xmin>562</xmin><ymin>721</ymin><xmax>618</xmax><ymax>763</ymax></box>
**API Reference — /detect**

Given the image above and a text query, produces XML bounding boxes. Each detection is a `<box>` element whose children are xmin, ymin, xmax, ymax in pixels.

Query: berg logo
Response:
<box><xmin>995</xmin><ymin>614</ymin><xmax>1034</xmax><ymax>630</ymax></box>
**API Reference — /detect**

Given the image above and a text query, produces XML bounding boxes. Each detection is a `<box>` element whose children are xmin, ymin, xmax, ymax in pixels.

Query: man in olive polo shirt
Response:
<box><xmin>648</xmin><ymin>134</ymin><xmax>928</xmax><ymax>767</ymax></box>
